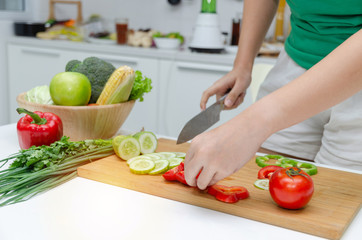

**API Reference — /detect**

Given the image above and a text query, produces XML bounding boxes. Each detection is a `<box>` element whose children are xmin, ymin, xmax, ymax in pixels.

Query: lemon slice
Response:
<box><xmin>149</xmin><ymin>160</ymin><xmax>169</xmax><ymax>175</ymax></box>
<box><xmin>168</xmin><ymin>157</ymin><xmax>184</xmax><ymax>169</ymax></box>
<box><xmin>133</xmin><ymin>131</ymin><xmax>158</xmax><ymax>154</ymax></box>
<box><xmin>127</xmin><ymin>155</ymin><xmax>152</xmax><ymax>166</ymax></box>
<box><xmin>129</xmin><ymin>159</ymin><xmax>155</xmax><ymax>174</ymax></box>
<box><xmin>113</xmin><ymin>136</ymin><xmax>141</xmax><ymax>160</ymax></box>
<box><xmin>254</xmin><ymin>179</ymin><xmax>269</xmax><ymax>190</ymax></box>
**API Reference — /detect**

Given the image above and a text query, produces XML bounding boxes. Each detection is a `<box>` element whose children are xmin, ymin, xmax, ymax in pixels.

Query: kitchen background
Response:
<box><xmin>0</xmin><ymin>0</ymin><xmax>290</xmax><ymax>128</ymax></box>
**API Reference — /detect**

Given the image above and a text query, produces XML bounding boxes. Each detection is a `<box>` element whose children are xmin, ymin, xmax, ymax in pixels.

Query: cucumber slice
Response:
<box><xmin>254</xmin><ymin>179</ymin><xmax>269</xmax><ymax>190</ymax></box>
<box><xmin>173</xmin><ymin>152</ymin><xmax>186</xmax><ymax>158</ymax></box>
<box><xmin>157</xmin><ymin>152</ymin><xmax>177</xmax><ymax>159</ymax></box>
<box><xmin>127</xmin><ymin>155</ymin><xmax>152</xmax><ymax>166</ymax></box>
<box><xmin>112</xmin><ymin>135</ymin><xmax>128</xmax><ymax>157</ymax></box>
<box><xmin>114</xmin><ymin>136</ymin><xmax>141</xmax><ymax>160</ymax></box>
<box><xmin>129</xmin><ymin>159</ymin><xmax>155</xmax><ymax>174</ymax></box>
<box><xmin>143</xmin><ymin>153</ymin><xmax>161</xmax><ymax>161</ymax></box>
<box><xmin>133</xmin><ymin>131</ymin><xmax>158</xmax><ymax>154</ymax></box>
<box><xmin>149</xmin><ymin>160</ymin><xmax>169</xmax><ymax>175</ymax></box>
<box><xmin>168</xmin><ymin>157</ymin><xmax>184</xmax><ymax>169</ymax></box>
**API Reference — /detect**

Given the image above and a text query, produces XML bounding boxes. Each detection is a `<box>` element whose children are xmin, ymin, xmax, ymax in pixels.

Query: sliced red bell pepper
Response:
<box><xmin>257</xmin><ymin>165</ymin><xmax>283</xmax><ymax>179</ymax></box>
<box><xmin>163</xmin><ymin>162</ymin><xmax>184</xmax><ymax>181</ymax></box>
<box><xmin>16</xmin><ymin>108</ymin><xmax>63</xmax><ymax>149</ymax></box>
<box><xmin>207</xmin><ymin>185</ymin><xmax>249</xmax><ymax>203</ymax></box>
<box><xmin>175</xmin><ymin>170</ymin><xmax>188</xmax><ymax>185</ymax></box>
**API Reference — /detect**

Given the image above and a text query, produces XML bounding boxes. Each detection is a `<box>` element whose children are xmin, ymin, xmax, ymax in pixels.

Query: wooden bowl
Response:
<box><xmin>17</xmin><ymin>92</ymin><xmax>135</xmax><ymax>141</ymax></box>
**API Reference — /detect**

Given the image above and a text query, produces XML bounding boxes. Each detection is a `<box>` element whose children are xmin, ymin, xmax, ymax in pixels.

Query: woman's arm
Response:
<box><xmin>200</xmin><ymin>0</ymin><xmax>279</xmax><ymax>110</ymax></box>
<box><xmin>185</xmin><ymin>29</ymin><xmax>362</xmax><ymax>190</ymax></box>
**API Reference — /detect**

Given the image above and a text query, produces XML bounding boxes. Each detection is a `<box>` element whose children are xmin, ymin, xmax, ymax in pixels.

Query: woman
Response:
<box><xmin>184</xmin><ymin>0</ymin><xmax>362</xmax><ymax>190</ymax></box>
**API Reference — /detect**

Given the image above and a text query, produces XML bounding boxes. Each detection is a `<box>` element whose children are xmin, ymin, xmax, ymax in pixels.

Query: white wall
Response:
<box><xmin>32</xmin><ymin>0</ymin><xmax>246</xmax><ymax>42</ymax></box>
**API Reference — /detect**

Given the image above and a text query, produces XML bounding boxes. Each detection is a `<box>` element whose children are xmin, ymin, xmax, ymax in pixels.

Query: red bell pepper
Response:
<box><xmin>16</xmin><ymin>108</ymin><xmax>63</xmax><ymax>149</ymax></box>
<box><xmin>257</xmin><ymin>165</ymin><xmax>283</xmax><ymax>179</ymax></box>
<box><xmin>163</xmin><ymin>162</ymin><xmax>185</xmax><ymax>182</ymax></box>
<box><xmin>207</xmin><ymin>185</ymin><xmax>249</xmax><ymax>203</ymax></box>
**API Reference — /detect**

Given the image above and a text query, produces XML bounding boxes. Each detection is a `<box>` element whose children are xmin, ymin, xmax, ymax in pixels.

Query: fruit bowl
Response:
<box><xmin>16</xmin><ymin>92</ymin><xmax>135</xmax><ymax>141</ymax></box>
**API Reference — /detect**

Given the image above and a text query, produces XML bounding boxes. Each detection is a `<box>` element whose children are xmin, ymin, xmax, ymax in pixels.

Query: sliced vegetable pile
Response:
<box><xmin>254</xmin><ymin>154</ymin><xmax>316</xmax><ymax>209</ymax></box>
<box><xmin>0</xmin><ymin>137</ymin><xmax>114</xmax><ymax>207</ymax></box>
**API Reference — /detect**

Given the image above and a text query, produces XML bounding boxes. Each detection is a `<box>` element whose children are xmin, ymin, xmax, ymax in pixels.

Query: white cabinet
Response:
<box><xmin>158</xmin><ymin>60</ymin><xmax>253</xmax><ymax>138</ymax></box>
<box><xmin>8</xmin><ymin>44</ymin><xmax>66</xmax><ymax>122</ymax></box>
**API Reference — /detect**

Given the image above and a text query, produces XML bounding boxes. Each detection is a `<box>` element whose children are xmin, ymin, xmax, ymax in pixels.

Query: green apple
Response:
<box><xmin>50</xmin><ymin>72</ymin><xmax>91</xmax><ymax>106</ymax></box>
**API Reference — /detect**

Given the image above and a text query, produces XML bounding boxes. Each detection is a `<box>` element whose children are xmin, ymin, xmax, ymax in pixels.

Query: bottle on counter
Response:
<box><xmin>231</xmin><ymin>12</ymin><xmax>242</xmax><ymax>45</ymax></box>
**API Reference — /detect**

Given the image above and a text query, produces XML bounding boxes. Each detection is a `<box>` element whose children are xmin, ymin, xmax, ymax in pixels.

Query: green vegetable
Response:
<box><xmin>255</xmin><ymin>155</ymin><xmax>284</xmax><ymax>167</ymax></box>
<box><xmin>133</xmin><ymin>131</ymin><xmax>157</xmax><ymax>154</ymax></box>
<box><xmin>25</xmin><ymin>85</ymin><xmax>54</xmax><ymax>105</ymax></box>
<box><xmin>0</xmin><ymin>136</ymin><xmax>114</xmax><ymax>206</ymax></box>
<box><xmin>65</xmin><ymin>57</ymin><xmax>116</xmax><ymax>103</ymax></box>
<box><xmin>129</xmin><ymin>70</ymin><xmax>152</xmax><ymax>102</ymax></box>
<box><xmin>255</xmin><ymin>155</ymin><xmax>318</xmax><ymax>176</ymax></box>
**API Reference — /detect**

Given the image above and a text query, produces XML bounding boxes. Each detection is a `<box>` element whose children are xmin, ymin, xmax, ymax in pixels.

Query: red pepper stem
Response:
<box><xmin>16</xmin><ymin>108</ymin><xmax>47</xmax><ymax>125</ymax></box>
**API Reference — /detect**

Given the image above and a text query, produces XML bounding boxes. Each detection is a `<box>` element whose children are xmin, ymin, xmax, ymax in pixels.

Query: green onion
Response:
<box><xmin>0</xmin><ymin>137</ymin><xmax>114</xmax><ymax>207</ymax></box>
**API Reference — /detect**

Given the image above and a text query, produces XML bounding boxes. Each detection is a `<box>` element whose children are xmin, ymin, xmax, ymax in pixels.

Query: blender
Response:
<box><xmin>189</xmin><ymin>0</ymin><xmax>224</xmax><ymax>53</ymax></box>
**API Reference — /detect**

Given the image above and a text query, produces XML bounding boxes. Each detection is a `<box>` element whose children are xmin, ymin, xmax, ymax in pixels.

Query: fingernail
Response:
<box><xmin>225</xmin><ymin>99</ymin><xmax>232</xmax><ymax>107</ymax></box>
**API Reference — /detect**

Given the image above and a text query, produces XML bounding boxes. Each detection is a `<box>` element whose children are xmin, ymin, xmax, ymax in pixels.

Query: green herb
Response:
<box><xmin>0</xmin><ymin>136</ymin><xmax>114</xmax><ymax>207</ymax></box>
<box><xmin>129</xmin><ymin>70</ymin><xmax>152</xmax><ymax>102</ymax></box>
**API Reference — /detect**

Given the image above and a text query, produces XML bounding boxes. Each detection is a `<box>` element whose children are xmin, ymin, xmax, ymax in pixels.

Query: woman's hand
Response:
<box><xmin>200</xmin><ymin>68</ymin><xmax>252</xmax><ymax>110</ymax></box>
<box><xmin>184</xmin><ymin>112</ymin><xmax>268</xmax><ymax>190</ymax></box>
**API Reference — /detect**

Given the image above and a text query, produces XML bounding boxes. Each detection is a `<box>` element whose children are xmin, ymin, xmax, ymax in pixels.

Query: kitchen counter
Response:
<box><xmin>7</xmin><ymin>36</ymin><xmax>277</xmax><ymax>66</ymax></box>
<box><xmin>0</xmin><ymin>123</ymin><xmax>361</xmax><ymax>240</ymax></box>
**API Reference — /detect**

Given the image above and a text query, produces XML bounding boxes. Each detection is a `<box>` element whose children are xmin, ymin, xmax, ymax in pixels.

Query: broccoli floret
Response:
<box><xmin>65</xmin><ymin>57</ymin><xmax>115</xmax><ymax>103</ymax></box>
<box><xmin>65</xmin><ymin>60</ymin><xmax>81</xmax><ymax>72</ymax></box>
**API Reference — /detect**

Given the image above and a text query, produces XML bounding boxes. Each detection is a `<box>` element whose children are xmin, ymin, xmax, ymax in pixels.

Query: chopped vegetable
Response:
<box><xmin>256</xmin><ymin>155</ymin><xmax>318</xmax><ymax>176</ymax></box>
<box><xmin>207</xmin><ymin>185</ymin><xmax>249</xmax><ymax>203</ymax></box>
<box><xmin>133</xmin><ymin>131</ymin><xmax>157</xmax><ymax>154</ymax></box>
<box><xmin>0</xmin><ymin>136</ymin><xmax>114</xmax><ymax>206</ymax></box>
<box><xmin>255</xmin><ymin>155</ymin><xmax>284</xmax><ymax>167</ymax></box>
<box><xmin>129</xmin><ymin>158</ymin><xmax>155</xmax><ymax>174</ymax></box>
<box><xmin>257</xmin><ymin>165</ymin><xmax>283</xmax><ymax>179</ymax></box>
<box><xmin>25</xmin><ymin>85</ymin><xmax>54</xmax><ymax>105</ymax></box>
<box><xmin>16</xmin><ymin>108</ymin><xmax>63</xmax><ymax>149</ymax></box>
<box><xmin>254</xmin><ymin>179</ymin><xmax>270</xmax><ymax>190</ymax></box>
<box><xmin>112</xmin><ymin>135</ymin><xmax>140</xmax><ymax>160</ymax></box>
<box><xmin>149</xmin><ymin>160</ymin><xmax>169</xmax><ymax>175</ymax></box>
<box><xmin>163</xmin><ymin>162</ymin><xmax>184</xmax><ymax>181</ymax></box>
<box><xmin>65</xmin><ymin>57</ymin><xmax>116</xmax><ymax>103</ymax></box>
<box><xmin>167</xmin><ymin>157</ymin><xmax>184</xmax><ymax>169</ymax></box>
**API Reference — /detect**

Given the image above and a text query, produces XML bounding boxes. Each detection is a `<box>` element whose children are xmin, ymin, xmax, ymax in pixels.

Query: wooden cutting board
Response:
<box><xmin>77</xmin><ymin>138</ymin><xmax>362</xmax><ymax>240</ymax></box>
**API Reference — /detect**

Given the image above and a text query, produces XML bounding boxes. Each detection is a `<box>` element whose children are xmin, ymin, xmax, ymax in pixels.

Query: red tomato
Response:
<box><xmin>207</xmin><ymin>185</ymin><xmax>249</xmax><ymax>203</ymax></box>
<box><xmin>269</xmin><ymin>167</ymin><xmax>314</xmax><ymax>209</ymax></box>
<box><xmin>258</xmin><ymin>165</ymin><xmax>283</xmax><ymax>179</ymax></box>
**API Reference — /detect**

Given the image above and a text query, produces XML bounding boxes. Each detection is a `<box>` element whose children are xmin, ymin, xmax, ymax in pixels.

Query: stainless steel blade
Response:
<box><xmin>176</xmin><ymin>95</ymin><xmax>226</xmax><ymax>144</ymax></box>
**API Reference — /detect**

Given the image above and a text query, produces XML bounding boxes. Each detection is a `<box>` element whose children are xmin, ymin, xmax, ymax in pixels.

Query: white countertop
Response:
<box><xmin>7</xmin><ymin>36</ymin><xmax>277</xmax><ymax>66</ymax></box>
<box><xmin>0</xmin><ymin>123</ymin><xmax>361</xmax><ymax>240</ymax></box>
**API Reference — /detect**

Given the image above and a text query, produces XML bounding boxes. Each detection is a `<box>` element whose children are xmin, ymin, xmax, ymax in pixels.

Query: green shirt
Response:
<box><xmin>285</xmin><ymin>0</ymin><xmax>362</xmax><ymax>69</ymax></box>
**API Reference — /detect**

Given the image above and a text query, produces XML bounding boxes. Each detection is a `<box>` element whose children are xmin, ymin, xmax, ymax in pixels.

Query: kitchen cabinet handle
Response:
<box><xmin>176</xmin><ymin>62</ymin><xmax>232</xmax><ymax>73</ymax></box>
<box><xmin>21</xmin><ymin>48</ymin><xmax>61</xmax><ymax>58</ymax></box>
<box><xmin>97</xmin><ymin>56</ymin><xmax>138</xmax><ymax>66</ymax></box>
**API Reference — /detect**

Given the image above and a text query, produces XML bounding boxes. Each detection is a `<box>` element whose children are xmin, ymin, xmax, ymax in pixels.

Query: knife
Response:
<box><xmin>176</xmin><ymin>94</ymin><xmax>227</xmax><ymax>144</ymax></box>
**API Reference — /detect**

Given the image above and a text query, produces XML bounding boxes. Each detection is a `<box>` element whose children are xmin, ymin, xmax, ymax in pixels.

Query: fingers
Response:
<box><xmin>224</xmin><ymin>80</ymin><xmax>246</xmax><ymax>108</ymax></box>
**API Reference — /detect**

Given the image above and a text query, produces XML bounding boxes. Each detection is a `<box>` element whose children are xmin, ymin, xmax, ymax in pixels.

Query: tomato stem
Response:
<box><xmin>286</xmin><ymin>167</ymin><xmax>308</xmax><ymax>179</ymax></box>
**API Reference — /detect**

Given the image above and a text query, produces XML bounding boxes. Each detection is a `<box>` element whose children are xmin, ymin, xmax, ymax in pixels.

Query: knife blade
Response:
<box><xmin>176</xmin><ymin>95</ymin><xmax>227</xmax><ymax>144</ymax></box>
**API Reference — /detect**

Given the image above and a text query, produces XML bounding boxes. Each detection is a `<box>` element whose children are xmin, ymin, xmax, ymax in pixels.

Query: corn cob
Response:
<box><xmin>96</xmin><ymin>66</ymin><xmax>135</xmax><ymax>105</ymax></box>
